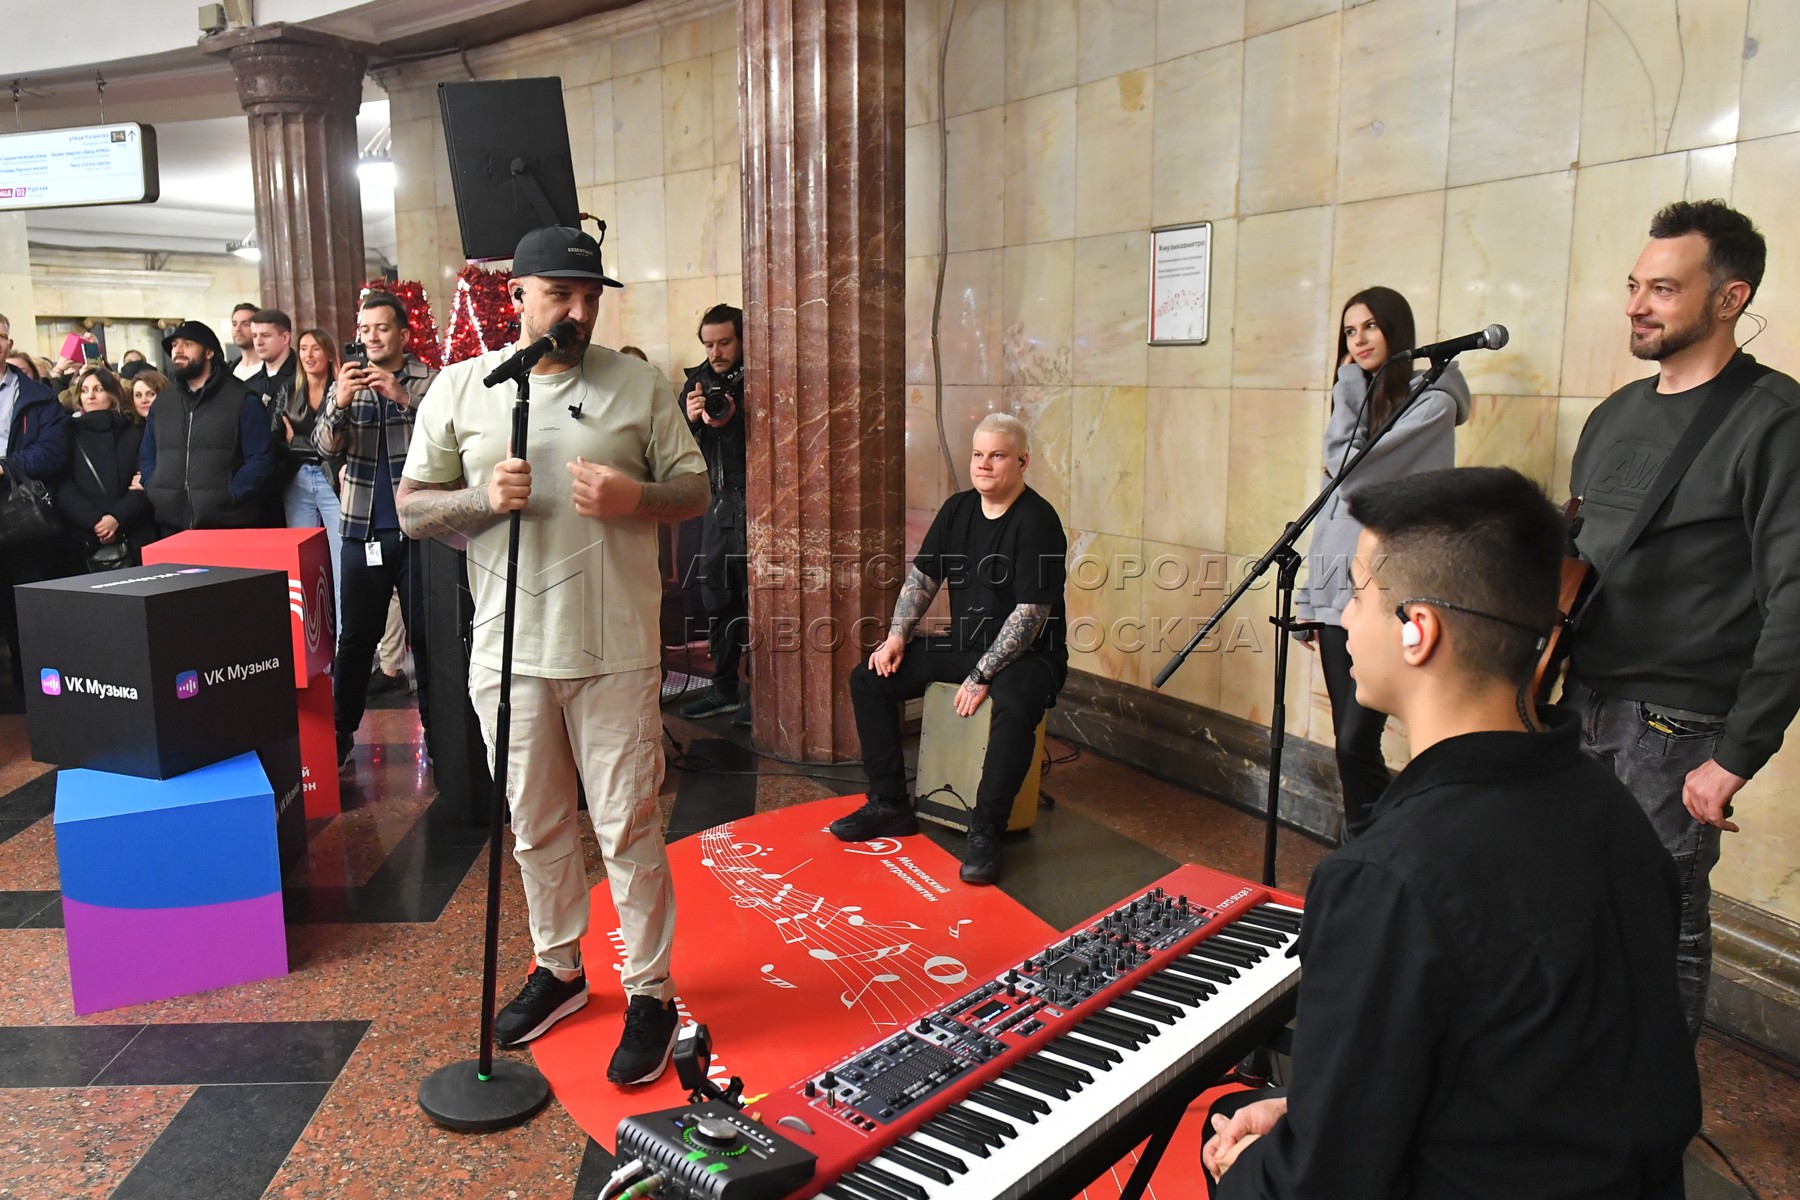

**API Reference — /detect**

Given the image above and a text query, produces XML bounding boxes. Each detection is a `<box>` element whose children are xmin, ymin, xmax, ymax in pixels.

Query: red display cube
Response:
<box><xmin>145</xmin><ymin>529</ymin><xmax>334</xmax><ymax>687</ymax></box>
<box><xmin>296</xmin><ymin>670</ymin><xmax>340</xmax><ymax>820</ymax></box>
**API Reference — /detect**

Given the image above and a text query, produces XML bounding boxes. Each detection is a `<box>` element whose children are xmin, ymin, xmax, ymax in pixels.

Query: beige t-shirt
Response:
<box><xmin>403</xmin><ymin>344</ymin><xmax>706</xmax><ymax>678</ymax></box>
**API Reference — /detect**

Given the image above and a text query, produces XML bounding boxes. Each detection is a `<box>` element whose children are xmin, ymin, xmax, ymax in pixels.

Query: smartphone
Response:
<box><xmin>343</xmin><ymin>340</ymin><xmax>368</xmax><ymax>367</ymax></box>
<box><xmin>80</xmin><ymin>341</ymin><xmax>101</xmax><ymax>364</ymax></box>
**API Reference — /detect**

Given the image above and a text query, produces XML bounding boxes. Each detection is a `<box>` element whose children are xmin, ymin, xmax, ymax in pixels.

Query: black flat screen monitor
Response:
<box><xmin>438</xmin><ymin>79</ymin><xmax>580</xmax><ymax>261</ymax></box>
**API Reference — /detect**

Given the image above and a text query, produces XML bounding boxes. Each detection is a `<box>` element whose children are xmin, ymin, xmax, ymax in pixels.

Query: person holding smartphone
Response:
<box><xmin>313</xmin><ymin>292</ymin><xmax>438</xmax><ymax>770</ymax></box>
<box><xmin>1296</xmin><ymin>287</ymin><xmax>1470</xmax><ymax>841</ymax></box>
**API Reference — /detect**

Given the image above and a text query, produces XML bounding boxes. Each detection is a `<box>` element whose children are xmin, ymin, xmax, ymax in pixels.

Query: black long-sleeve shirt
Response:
<box><xmin>1220</xmin><ymin>712</ymin><xmax>1698</xmax><ymax>1200</ymax></box>
<box><xmin>1569</xmin><ymin>352</ymin><xmax>1800</xmax><ymax>778</ymax></box>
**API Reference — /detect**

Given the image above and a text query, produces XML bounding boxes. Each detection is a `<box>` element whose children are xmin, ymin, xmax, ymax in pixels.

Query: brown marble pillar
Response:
<box><xmin>740</xmin><ymin>0</ymin><xmax>907</xmax><ymax>761</ymax></box>
<box><xmin>206</xmin><ymin>24</ymin><xmax>373</xmax><ymax>341</ymax></box>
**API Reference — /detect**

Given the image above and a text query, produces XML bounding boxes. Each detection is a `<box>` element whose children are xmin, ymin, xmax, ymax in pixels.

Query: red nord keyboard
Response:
<box><xmin>752</xmin><ymin>863</ymin><xmax>1305</xmax><ymax>1200</ymax></box>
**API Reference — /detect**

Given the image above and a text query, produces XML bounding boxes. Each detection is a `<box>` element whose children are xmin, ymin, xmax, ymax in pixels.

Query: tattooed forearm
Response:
<box><xmin>637</xmin><ymin>471</ymin><xmax>709</xmax><ymax>522</ymax></box>
<box><xmin>972</xmin><ymin>603</ymin><xmax>1051</xmax><ymax>683</ymax></box>
<box><xmin>888</xmin><ymin>567</ymin><xmax>942</xmax><ymax>642</ymax></box>
<box><xmin>395</xmin><ymin>476</ymin><xmax>498</xmax><ymax>549</ymax></box>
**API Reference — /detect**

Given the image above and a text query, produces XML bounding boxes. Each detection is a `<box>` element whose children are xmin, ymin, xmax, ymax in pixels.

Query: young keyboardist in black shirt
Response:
<box><xmin>1205</xmin><ymin>467</ymin><xmax>1699</xmax><ymax>1199</ymax></box>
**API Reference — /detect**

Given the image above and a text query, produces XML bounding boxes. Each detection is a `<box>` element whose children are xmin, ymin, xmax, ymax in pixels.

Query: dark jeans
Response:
<box><xmin>334</xmin><ymin>531</ymin><xmax>430</xmax><ymax>739</ymax></box>
<box><xmin>1317</xmin><ymin>625</ymin><xmax>1391</xmax><ymax>840</ymax></box>
<box><xmin>850</xmin><ymin>636</ymin><xmax>1063</xmax><ymax>830</ymax></box>
<box><xmin>1565</xmin><ymin>677</ymin><xmax>1722</xmax><ymax>1041</ymax></box>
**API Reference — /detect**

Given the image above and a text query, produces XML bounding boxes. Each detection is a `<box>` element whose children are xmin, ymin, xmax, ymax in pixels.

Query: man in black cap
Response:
<box><xmin>314</xmin><ymin>291</ymin><xmax>440</xmax><ymax>771</ymax></box>
<box><xmin>396</xmin><ymin>225</ymin><xmax>709</xmax><ymax>1085</ymax></box>
<box><xmin>138</xmin><ymin>319</ymin><xmax>274</xmax><ymax>533</ymax></box>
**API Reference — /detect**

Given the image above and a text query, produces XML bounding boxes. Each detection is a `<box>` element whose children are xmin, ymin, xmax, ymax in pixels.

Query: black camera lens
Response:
<box><xmin>702</xmin><ymin>386</ymin><xmax>733</xmax><ymax>421</ymax></box>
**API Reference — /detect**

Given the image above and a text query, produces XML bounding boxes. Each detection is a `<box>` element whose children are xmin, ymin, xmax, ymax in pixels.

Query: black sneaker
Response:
<box><xmin>367</xmin><ymin>667</ymin><xmax>406</xmax><ymax>695</ymax></box>
<box><xmin>679</xmin><ymin>687</ymin><xmax>742</xmax><ymax>719</ymax></box>
<box><xmin>337</xmin><ymin>732</ymin><xmax>355</xmax><ymax>770</ymax></box>
<box><xmin>494</xmin><ymin>966</ymin><xmax>589</xmax><ymax>1048</ymax></box>
<box><xmin>829</xmin><ymin>794</ymin><xmax>920</xmax><ymax>842</ymax></box>
<box><xmin>607</xmin><ymin>994</ymin><xmax>680</xmax><ymax>1085</ymax></box>
<box><xmin>960</xmin><ymin>827</ymin><xmax>1001</xmax><ymax>886</ymax></box>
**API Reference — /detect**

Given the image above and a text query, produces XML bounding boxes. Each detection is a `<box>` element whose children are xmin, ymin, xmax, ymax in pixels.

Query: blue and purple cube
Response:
<box><xmin>54</xmin><ymin>753</ymin><xmax>289</xmax><ymax>1015</ymax></box>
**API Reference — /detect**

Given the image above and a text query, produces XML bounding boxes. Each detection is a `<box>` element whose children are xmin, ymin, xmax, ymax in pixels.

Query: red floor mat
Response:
<box><xmin>533</xmin><ymin>797</ymin><xmax>1218</xmax><ymax>1199</ymax></box>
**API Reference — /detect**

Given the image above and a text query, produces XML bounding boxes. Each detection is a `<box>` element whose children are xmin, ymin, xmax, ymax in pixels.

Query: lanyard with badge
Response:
<box><xmin>365</xmin><ymin>373</ymin><xmax>393</xmax><ymax>567</ymax></box>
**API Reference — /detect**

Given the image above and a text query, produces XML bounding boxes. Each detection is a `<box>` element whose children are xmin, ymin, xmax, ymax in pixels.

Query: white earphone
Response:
<box><xmin>1400</xmin><ymin>617</ymin><xmax>1423</xmax><ymax>648</ymax></box>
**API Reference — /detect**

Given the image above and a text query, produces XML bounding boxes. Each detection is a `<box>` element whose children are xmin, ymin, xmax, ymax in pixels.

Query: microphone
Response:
<box><xmin>1391</xmin><ymin>324</ymin><xmax>1509</xmax><ymax>361</ymax></box>
<box><xmin>482</xmin><ymin>320</ymin><xmax>581</xmax><ymax>387</ymax></box>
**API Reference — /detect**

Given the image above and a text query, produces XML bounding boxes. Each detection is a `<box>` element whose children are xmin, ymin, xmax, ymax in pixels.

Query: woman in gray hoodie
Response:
<box><xmin>1297</xmin><ymin>286</ymin><xmax>1472</xmax><ymax>840</ymax></box>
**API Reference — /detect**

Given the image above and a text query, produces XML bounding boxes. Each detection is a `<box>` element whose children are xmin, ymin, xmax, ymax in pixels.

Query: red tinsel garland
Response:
<box><xmin>440</xmin><ymin>265</ymin><xmax>517</xmax><ymax>365</ymax></box>
<box><xmin>359</xmin><ymin>278</ymin><xmax>442</xmax><ymax>368</ymax></box>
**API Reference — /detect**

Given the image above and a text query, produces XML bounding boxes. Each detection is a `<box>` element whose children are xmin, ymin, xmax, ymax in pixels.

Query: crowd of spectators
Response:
<box><xmin>0</xmin><ymin>302</ymin><xmax>428</xmax><ymax>762</ymax></box>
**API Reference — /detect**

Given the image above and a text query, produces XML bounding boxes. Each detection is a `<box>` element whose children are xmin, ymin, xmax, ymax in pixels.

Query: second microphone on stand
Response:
<box><xmin>1390</xmin><ymin>324</ymin><xmax>1509</xmax><ymax>361</ymax></box>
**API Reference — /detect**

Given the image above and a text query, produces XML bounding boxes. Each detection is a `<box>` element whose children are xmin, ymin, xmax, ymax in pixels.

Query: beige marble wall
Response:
<box><xmin>905</xmin><ymin>0</ymin><xmax>1800</xmax><ymax>919</ymax></box>
<box><xmin>0</xmin><ymin>215</ymin><xmax>36</xmax><ymax>355</ymax></box>
<box><xmin>383</xmin><ymin>0</ymin><xmax>741</xmax><ymax>388</ymax></box>
<box><xmin>15</xmin><ymin>246</ymin><xmax>260</xmax><ymax>358</ymax></box>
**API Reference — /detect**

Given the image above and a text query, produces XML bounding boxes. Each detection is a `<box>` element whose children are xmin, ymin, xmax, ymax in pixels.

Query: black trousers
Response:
<box><xmin>333</xmin><ymin>531</ymin><xmax>430</xmax><ymax>738</ymax></box>
<box><xmin>849</xmin><ymin>637</ymin><xmax>1062</xmax><ymax>830</ymax></box>
<box><xmin>699</xmin><ymin>487</ymin><xmax>748</xmax><ymax>695</ymax></box>
<box><xmin>1317</xmin><ymin>624</ymin><xmax>1390</xmax><ymax>840</ymax></box>
<box><xmin>705</xmin><ymin>588</ymin><xmax>749</xmax><ymax>697</ymax></box>
<box><xmin>0</xmin><ymin>537</ymin><xmax>82</xmax><ymax>690</ymax></box>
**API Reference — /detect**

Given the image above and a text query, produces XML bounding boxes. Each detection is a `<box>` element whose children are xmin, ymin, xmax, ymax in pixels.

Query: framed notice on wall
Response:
<box><xmin>1147</xmin><ymin>221</ymin><xmax>1212</xmax><ymax>345</ymax></box>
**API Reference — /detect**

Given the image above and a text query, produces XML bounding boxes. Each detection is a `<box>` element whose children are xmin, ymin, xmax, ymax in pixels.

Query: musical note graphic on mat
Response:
<box><xmin>697</xmin><ymin>822</ymin><xmax>978</xmax><ymax>1030</ymax></box>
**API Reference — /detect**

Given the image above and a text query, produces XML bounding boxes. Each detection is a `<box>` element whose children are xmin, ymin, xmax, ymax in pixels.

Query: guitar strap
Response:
<box><xmin>1572</xmin><ymin>353</ymin><xmax>1771</xmax><ymax>628</ymax></box>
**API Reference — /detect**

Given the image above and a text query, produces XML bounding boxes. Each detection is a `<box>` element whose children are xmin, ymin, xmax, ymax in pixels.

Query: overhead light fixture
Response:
<box><xmin>228</xmin><ymin>230</ymin><xmax>260</xmax><ymax>261</ymax></box>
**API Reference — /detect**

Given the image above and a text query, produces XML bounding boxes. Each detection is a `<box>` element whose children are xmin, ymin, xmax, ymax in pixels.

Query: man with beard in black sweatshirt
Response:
<box><xmin>1565</xmin><ymin>199</ymin><xmax>1800</xmax><ymax>1041</ymax></box>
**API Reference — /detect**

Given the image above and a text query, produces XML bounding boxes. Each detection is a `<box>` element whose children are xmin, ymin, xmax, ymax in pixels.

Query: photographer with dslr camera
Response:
<box><xmin>677</xmin><ymin>304</ymin><xmax>750</xmax><ymax>720</ymax></box>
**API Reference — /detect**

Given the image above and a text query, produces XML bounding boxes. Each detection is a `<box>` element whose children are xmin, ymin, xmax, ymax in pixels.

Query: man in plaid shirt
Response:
<box><xmin>314</xmin><ymin>291</ymin><xmax>439</xmax><ymax>769</ymax></box>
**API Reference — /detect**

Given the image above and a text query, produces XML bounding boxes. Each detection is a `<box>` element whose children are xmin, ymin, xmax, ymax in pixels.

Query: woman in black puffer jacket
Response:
<box><xmin>55</xmin><ymin>366</ymin><xmax>156</xmax><ymax>569</ymax></box>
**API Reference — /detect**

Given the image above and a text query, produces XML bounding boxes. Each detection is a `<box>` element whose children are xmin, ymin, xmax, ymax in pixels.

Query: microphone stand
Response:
<box><xmin>1153</xmin><ymin>354</ymin><xmax>1460</xmax><ymax>886</ymax></box>
<box><xmin>419</xmin><ymin>368</ymin><xmax>551</xmax><ymax>1132</ymax></box>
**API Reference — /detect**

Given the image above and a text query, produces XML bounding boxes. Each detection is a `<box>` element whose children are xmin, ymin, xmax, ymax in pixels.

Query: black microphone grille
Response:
<box><xmin>547</xmin><ymin>320</ymin><xmax>580</xmax><ymax>347</ymax></box>
<box><xmin>1482</xmin><ymin>324</ymin><xmax>1510</xmax><ymax>350</ymax></box>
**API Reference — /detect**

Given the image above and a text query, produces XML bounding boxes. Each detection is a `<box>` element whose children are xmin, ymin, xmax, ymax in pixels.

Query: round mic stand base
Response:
<box><xmin>419</xmin><ymin>1058</ymin><xmax>551</xmax><ymax>1133</ymax></box>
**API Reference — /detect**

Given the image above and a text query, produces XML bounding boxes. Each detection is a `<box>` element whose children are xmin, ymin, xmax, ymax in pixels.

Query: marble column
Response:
<box><xmin>740</xmin><ymin>0</ymin><xmax>907</xmax><ymax>761</ymax></box>
<box><xmin>206</xmin><ymin>24</ymin><xmax>373</xmax><ymax>341</ymax></box>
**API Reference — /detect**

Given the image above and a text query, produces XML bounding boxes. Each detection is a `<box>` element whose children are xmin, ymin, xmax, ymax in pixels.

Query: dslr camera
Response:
<box><xmin>700</xmin><ymin>364</ymin><xmax>744</xmax><ymax>422</ymax></box>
